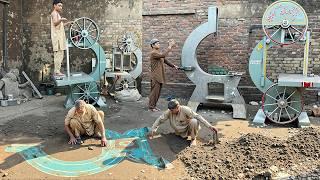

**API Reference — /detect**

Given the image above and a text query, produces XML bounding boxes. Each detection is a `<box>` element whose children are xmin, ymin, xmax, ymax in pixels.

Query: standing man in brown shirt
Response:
<box><xmin>51</xmin><ymin>0</ymin><xmax>71</xmax><ymax>76</ymax></box>
<box><xmin>148</xmin><ymin>38</ymin><xmax>179</xmax><ymax>112</ymax></box>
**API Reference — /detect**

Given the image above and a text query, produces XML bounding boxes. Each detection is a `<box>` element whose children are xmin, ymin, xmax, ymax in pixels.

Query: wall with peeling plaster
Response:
<box><xmin>0</xmin><ymin>0</ymin><xmax>23</xmax><ymax>71</ymax></box>
<box><xmin>2</xmin><ymin>0</ymin><xmax>320</xmax><ymax>103</ymax></box>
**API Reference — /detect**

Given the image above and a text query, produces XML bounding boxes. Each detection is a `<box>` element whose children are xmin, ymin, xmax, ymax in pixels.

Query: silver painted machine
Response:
<box><xmin>104</xmin><ymin>32</ymin><xmax>142</xmax><ymax>101</ymax></box>
<box><xmin>181</xmin><ymin>6</ymin><xmax>247</xmax><ymax>119</ymax></box>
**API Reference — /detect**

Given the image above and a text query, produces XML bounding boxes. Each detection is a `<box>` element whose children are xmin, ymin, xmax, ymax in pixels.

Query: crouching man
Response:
<box><xmin>64</xmin><ymin>100</ymin><xmax>107</xmax><ymax>146</ymax></box>
<box><xmin>149</xmin><ymin>99</ymin><xmax>217</xmax><ymax>146</ymax></box>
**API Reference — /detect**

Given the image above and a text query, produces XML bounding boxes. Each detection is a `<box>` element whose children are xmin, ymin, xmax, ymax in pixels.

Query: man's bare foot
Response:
<box><xmin>190</xmin><ymin>139</ymin><xmax>197</xmax><ymax>146</ymax></box>
<box><xmin>55</xmin><ymin>72</ymin><xmax>65</xmax><ymax>76</ymax></box>
<box><xmin>149</xmin><ymin>108</ymin><xmax>159</xmax><ymax>112</ymax></box>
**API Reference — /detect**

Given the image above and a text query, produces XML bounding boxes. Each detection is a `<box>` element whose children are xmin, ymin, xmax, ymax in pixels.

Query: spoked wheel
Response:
<box><xmin>115</xmin><ymin>78</ymin><xmax>137</xmax><ymax>91</ymax></box>
<box><xmin>262</xmin><ymin>0</ymin><xmax>308</xmax><ymax>45</ymax></box>
<box><xmin>69</xmin><ymin>17</ymin><xmax>100</xmax><ymax>49</ymax></box>
<box><xmin>262</xmin><ymin>84</ymin><xmax>303</xmax><ymax>124</ymax></box>
<box><xmin>117</xmin><ymin>32</ymin><xmax>140</xmax><ymax>53</ymax></box>
<box><xmin>71</xmin><ymin>82</ymin><xmax>100</xmax><ymax>105</ymax></box>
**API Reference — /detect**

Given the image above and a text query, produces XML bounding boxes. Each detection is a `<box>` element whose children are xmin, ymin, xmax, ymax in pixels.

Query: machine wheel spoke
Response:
<box><xmin>290</xmin><ymin>25</ymin><xmax>303</xmax><ymax>35</ymax></box>
<box><xmin>76</xmin><ymin>84</ymin><xmax>85</xmax><ymax>92</ymax></box>
<box><xmin>77</xmin><ymin>36</ymin><xmax>84</xmax><ymax>45</ymax></box>
<box><xmin>282</xmin><ymin>87</ymin><xmax>286</xmax><ymax>99</ymax></box>
<box><xmin>288</xmin><ymin>100</ymin><xmax>301</xmax><ymax>104</ymax></box>
<box><xmin>278</xmin><ymin>108</ymin><xmax>283</xmax><ymax>122</ymax></box>
<box><xmin>75</xmin><ymin>22</ymin><xmax>83</xmax><ymax>31</ymax></box>
<box><xmin>285</xmin><ymin>107</ymin><xmax>292</xmax><ymax>121</ymax></box>
<box><xmin>270</xmin><ymin>27</ymin><xmax>281</xmax><ymax>38</ymax></box>
<box><xmin>266</xmin><ymin>93</ymin><xmax>278</xmax><ymax>101</ymax></box>
<box><xmin>287</xmin><ymin>105</ymin><xmax>300</xmax><ymax>113</ymax></box>
<box><xmin>286</xmin><ymin>90</ymin><xmax>297</xmax><ymax>100</ymax></box>
<box><xmin>264</xmin><ymin>102</ymin><xmax>278</xmax><ymax>106</ymax></box>
<box><xmin>288</xmin><ymin>28</ymin><xmax>295</xmax><ymax>42</ymax></box>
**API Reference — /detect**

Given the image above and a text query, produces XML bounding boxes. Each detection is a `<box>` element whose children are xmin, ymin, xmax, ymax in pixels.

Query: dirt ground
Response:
<box><xmin>0</xmin><ymin>95</ymin><xmax>320</xmax><ymax>179</ymax></box>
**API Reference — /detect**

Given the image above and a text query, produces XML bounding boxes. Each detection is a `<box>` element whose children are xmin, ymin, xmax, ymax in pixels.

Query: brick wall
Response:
<box><xmin>142</xmin><ymin>0</ymin><xmax>320</xmax><ymax>103</ymax></box>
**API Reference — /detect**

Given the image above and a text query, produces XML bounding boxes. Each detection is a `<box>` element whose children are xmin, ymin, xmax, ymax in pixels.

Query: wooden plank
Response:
<box><xmin>22</xmin><ymin>71</ymin><xmax>43</xmax><ymax>99</ymax></box>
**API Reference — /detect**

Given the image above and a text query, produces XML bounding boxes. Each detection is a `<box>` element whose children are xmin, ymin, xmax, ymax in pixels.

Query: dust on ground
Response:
<box><xmin>0</xmin><ymin>96</ymin><xmax>320</xmax><ymax>179</ymax></box>
<box><xmin>179</xmin><ymin>127</ymin><xmax>320</xmax><ymax>179</ymax></box>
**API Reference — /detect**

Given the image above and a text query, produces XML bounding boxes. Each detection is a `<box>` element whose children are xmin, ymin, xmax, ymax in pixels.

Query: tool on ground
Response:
<box><xmin>212</xmin><ymin>131</ymin><xmax>219</xmax><ymax>145</ymax></box>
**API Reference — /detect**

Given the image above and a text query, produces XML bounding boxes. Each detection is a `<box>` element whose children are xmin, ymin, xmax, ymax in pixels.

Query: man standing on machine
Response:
<box><xmin>50</xmin><ymin>0</ymin><xmax>71</xmax><ymax>76</ymax></box>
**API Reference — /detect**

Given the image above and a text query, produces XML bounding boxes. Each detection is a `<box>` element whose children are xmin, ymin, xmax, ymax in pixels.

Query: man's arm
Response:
<box><xmin>64</xmin><ymin>110</ymin><xmax>77</xmax><ymax>144</ymax></box>
<box><xmin>151</xmin><ymin>111</ymin><xmax>170</xmax><ymax>132</ymax></box>
<box><xmin>164</xmin><ymin>59</ymin><xmax>179</xmax><ymax>69</ymax></box>
<box><xmin>51</xmin><ymin>11</ymin><xmax>67</xmax><ymax>27</ymax></box>
<box><xmin>151</xmin><ymin>47</ymin><xmax>172</xmax><ymax>59</ymax></box>
<box><xmin>90</xmin><ymin>106</ymin><xmax>107</xmax><ymax>146</ymax></box>
<box><xmin>185</xmin><ymin>107</ymin><xmax>217</xmax><ymax>132</ymax></box>
<box><xmin>97</xmin><ymin>120</ymin><xmax>107</xmax><ymax>146</ymax></box>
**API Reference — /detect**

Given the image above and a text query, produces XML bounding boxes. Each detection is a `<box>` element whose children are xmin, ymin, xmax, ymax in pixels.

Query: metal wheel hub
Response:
<box><xmin>277</xmin><ymin>98</ymin><xmax>288</xmax><ymax>108</ymax></box>
<box><xmin>81</xmin><ymin>30</ymin><xmax>89</xmax><ymax>37</ymax></box>
<box><xmin>281</xmin><ymin>20</ymin><xmax>290</xmax><ymax>29</ymax></box>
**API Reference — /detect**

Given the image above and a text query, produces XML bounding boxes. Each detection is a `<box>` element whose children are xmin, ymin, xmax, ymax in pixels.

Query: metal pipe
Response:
<box><xmin>2</xmin><ymin>2</ymin><xmax>9</xmax><ymax>70</ymax></box>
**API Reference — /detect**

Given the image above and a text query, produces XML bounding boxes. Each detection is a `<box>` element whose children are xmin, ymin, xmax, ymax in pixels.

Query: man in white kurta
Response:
<box><xmin>150</xmin><ymin>99</ymin><xmax>218</xmax><ymax>146</ymax></box>
<box><xmin>50</xmin><ymin>0</ymin><xmax>68</xmax><ymax>76</ymax></box>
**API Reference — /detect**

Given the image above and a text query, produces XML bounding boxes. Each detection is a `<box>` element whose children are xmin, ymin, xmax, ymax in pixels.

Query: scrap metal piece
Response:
<box><xmin>22</xmin><ymin>71</ymin><xmax>43</xmax><ymax>99</ymax></box>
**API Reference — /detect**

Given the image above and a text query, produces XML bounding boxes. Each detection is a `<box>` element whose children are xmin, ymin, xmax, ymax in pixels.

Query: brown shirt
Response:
<box><xmin>64</xmin><ymin>104</ymin><xmax>102</xmax><ymax>136</ymax></box>
<box><xmin>149</xmin><ymin>48</ymin><xmax>175</xmax><ymax>83</ymax></box>
<box><xmin>151</xmin><ymin>106</ymin><xmax>212</xmax><ymax>137</ymax></box>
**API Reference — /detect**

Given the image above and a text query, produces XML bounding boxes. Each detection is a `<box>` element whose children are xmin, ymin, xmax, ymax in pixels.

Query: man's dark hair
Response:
<box><xmin>75</xmin><ymin>100</ymin><xmax>85</xmax><ymax>109</ymax></box>
<box><xmin>168</xmin><ymin>99</ymin><xmax>180</xmax><ymax>110</ymax></box>
<box><xmin>53</xmin><ymin>0</ymin><xmax>62</xmax><ymax>5</ymax></box>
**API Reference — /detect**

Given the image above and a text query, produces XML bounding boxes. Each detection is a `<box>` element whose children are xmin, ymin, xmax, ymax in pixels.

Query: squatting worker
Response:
<box><xmin>148</xmin><ymin>38</ymin><xmax>179</xmax><ymax>112</ymax></box>
<box><xmin>149</xmin><ymin>99</ymin><xmax>218</xmax><ymax>146</ymax></box>
<box><xmin>51</xmin><ymin>0</ymin><xmax>72</xmax><ymax>76</ymax></box>
<box><xmin>64</xmin><ymin>100</ymin><xmax>107</xmax><ymax>146</ymax></box>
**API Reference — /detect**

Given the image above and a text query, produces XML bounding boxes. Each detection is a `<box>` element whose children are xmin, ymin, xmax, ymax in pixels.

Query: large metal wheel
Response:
<box><xmin>262</xmin><ymin>0</ymin><xmax>308</xmax><ymax>45</ymax></box>
<box><xmin>117</xmin><ymin>32</ymin><xmax>140</xmax><ymax>53</ymax></box>
<box><xmin>115</xmin><ymin>78</ymin><xmax>137</xmax><ymax>91</ymax></box>
<box><xmin>262</xmin><ymin>84</ymin><xmax>303</xmax><ymax>124</ymax></box>
<box><xmin>69</xmin><ymin>17</ymin><xmax>100</xmax><ymax>49</ymax></box>
<box><xmin>71</xmin><ymin>82</ymin><xmax>100</xmax><ymax>105</ymax></box>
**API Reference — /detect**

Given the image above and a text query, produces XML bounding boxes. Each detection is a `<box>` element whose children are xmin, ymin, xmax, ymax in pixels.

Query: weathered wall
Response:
<box><xmin>142</xmin><ymin>0</ymin><xmax>320</xmax><ymax>103</ymax></box>
<box><xmin>22</xmin><ymin>0</ymin><xmax>142</xmax><ymax>81</ymax></box>
<box><xmin>0</xmin><ymin>0</ymin><xmax>23</xmax><ymax>71</ymax></box>
<box><xmin>2</xmin><ymin>0</ymin><xmax>320</xmax><ymax>104</ymax></box>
